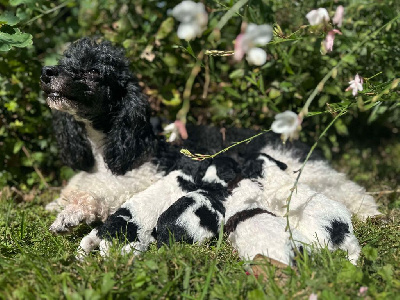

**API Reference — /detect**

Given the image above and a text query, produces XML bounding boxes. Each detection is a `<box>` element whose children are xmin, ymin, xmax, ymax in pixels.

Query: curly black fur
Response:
<box><xmin>51</xmin><ymin>110</ymin><xmax>95</xmax><ymax>172</ymax></box>
<box><xmin>41</xmin><ymin>38</ymin><xmax>156</xmax><ymax>175</ymax></box>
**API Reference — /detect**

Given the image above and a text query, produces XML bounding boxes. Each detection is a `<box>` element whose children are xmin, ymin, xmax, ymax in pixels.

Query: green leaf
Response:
<box><xmin>362</xmin><ymin>245</ymin><xmax>378</xmax><ymax>261</ymax></box>
<box><xmin>378</xmin><ymin>265</ymin><xmax>393</xmax><ymax>284</ymax></box>
<box><xmin>10</xmin><ymin>0</ymin><xmax>35</xmax><ymax>6</ymax></box>
<box><xmin>229</xmin><ymin>69</ymin><xmax>244</xmax><ymax>79</ymax></box>
<box><xmin>101</xmin><ymin>273</ymin><xmax>115</xmax><ymax>295</ymax></box>
<box><xmin>223</xmin><ymin>87</ymin><xmax>242</xmax><ymax>99</ymax></box>
<box><xmin>155</xmin><ymin>17</ymin><xmax>174</xmax><ymax>41</ymax></box>
<box><xmin>269</xmin><ymin>88</ymin><xmax>281</xmax><ymax>99</ymax></box>
<box><xmin>337</xmin><ymin>261</ymin><xmax>363</xmax><ymax>283</ymax></box>
<box><xmin>13</xmin><ymin>140</ymin><xmax>24</xmax><ymax>154</ymax></box>
<box><xmin>0</xmin><ymin>28</ymin><xmax>32</xmax><ymax>51</ymax></box>
<box><xmin>0</xmin><ymin>11</ymin><xmax>20</xmax><ymax>26</ymax></box>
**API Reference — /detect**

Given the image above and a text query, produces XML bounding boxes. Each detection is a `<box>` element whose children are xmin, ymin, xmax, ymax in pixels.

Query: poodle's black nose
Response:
<box><xmin>41</xmin><ymin>66</ymin><xmax>58</xmax><ymax>83</ymax></box>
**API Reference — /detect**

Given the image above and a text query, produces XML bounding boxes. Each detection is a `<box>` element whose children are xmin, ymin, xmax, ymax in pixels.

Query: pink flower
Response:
<box><xmin>163</xmin><ymin>120</ymin><xmax>188</xmax><ymax>142</ymax></box>
<box><xmin>323</xmin><ymin>29</ymin><xmax>342</xmax><ymax>52</ymax></box>
<box><xmin>309</xmin><ymin>293</ymin><xmax>318</xmax><ymax>300</ymax></box>
<box><xmin>345</xmin><ymin>74</ymin><xmax>364</xmax><ymax>96</ymax></box>
<box><xmin>234</xmin><ymin>23</ymin><xmax>273</xmax><ymax>66</ymax></box>
<box><xmin>358</xmin><ymin>286</ymin><xmax>368</xmax><ymax>297</ymax></box>
<box><xmin>306</xmin><ymin>8</ymin><xmax>330</xmax><ymax>25</ymax></box>
<box><xmin>332</xmin><ymin>6</ymin><xmax>344</xmax><ymax>27</ymax></box>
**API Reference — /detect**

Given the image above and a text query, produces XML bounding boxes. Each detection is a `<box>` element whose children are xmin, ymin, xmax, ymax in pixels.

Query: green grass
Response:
<box><xmin>1</xmin><ymin>140</ymin><xmax>399</xmax><ymax>299</ymax></box>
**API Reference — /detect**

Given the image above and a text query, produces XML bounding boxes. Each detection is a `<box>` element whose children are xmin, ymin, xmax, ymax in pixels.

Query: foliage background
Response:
<box><xmin>0</xmin><ymin>0</ymin><xmax>399</xmax><ymax>193</ymax></box>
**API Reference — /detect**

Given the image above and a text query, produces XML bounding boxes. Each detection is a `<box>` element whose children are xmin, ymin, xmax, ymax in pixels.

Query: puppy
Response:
<box><xmin>156</xmin><ymin>157</ymin><xmax>240</xmax><ymax>247</ymax></box>
<box><xmin>225</xmin><ymin>154</ymin><xmax>360</xmax><ymax>265</ymax></box>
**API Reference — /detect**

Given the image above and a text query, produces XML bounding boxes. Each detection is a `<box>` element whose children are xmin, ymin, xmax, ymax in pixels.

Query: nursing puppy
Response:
<box><xmin>225</xmin><ymin>154</ymin><xmax>360</xmax><ymax>265</ymax></box>
<box><xmin>156</xmin><ymin>157</ymin><xmax>240</xmax><ymax>247</ymax></box>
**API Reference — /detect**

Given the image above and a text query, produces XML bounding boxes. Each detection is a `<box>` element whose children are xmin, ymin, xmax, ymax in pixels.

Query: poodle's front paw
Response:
<box><xmin>49</xmin><ymin>209</ymin><xmax>85</xmax><ymax>233</ymax></box>
<box><xmin>48</xmin><ymin>191</ymin><xmax>107</xmax><ymax>233</ymax></box>
<box><xmin>45</xmin><ymin>197</ymin><xmax>68</xmax><ymax>212</ymax></box>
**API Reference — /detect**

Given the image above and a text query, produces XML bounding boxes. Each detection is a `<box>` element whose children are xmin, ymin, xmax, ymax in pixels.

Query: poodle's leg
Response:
<box><xmin>45</xmin><ymin>172</ymin><xmax>86</xmax><ymax>212</ymax></box>
<box><xmin>76</xmin><ymin>229</ymin><xmax>101</xmax><ymax>261</ymax></box>
<box><xmin>49</xmin><ymin>190</ymin><xmax>109</xmax><ymax>233</ymax></box>
<box><xmin>293</xmin><ymin>161</ymin><xmax>380</xmax><ymax>219</ymax></box>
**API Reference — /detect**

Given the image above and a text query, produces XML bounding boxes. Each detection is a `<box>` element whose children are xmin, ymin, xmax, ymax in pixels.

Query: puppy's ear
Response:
<box><xmin>52</xmin><ymin>110</ymin><xmax>95</xmax><ymax>172</ymax></box>
<box><xmin>194</xmin><ymin>159</ymin><xmax>213</xmax><ymax>185</ymax></box>
<box><xmin>103</xmin><ymin>82</ymin><xmax>155</xmax><ymax>175</ymax></box>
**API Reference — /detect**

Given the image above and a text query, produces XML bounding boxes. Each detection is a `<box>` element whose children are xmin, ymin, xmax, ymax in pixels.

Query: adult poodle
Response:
<box><xmin>40</xmin><ymin>37</ymin><xmax>380</xmax><ymax>233</ymax></box>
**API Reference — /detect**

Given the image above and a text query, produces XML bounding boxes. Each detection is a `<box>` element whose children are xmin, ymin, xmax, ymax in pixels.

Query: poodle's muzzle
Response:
<box><xmin>40</xmin><ymin>66</ymin><xmax>93</xmax><ymax>113</ymax></box>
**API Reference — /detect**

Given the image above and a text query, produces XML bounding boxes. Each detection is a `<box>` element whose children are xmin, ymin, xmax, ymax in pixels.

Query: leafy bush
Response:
<box><xmin>1</xmin><ymin>0</ymin><xmax>399</xmax><ymax>190</ymax></box>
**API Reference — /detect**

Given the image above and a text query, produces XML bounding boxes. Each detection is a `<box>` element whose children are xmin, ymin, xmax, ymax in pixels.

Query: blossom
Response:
<box><xmin>358</xmin><ymin>286</ymin><xmax>368</xmax><ymax>297</ymax></box>
<box><xmin>332</xmin><ymin>5</ymin><xmax>344</xmax><ymax>27</ymax></box>
<box><xmin>309</xmin><ymin>293</ymin><xmax>318</xmax><ymax>300</ymax></box>
<box><xmin>345</xmin><ymin>74</ymin><xmax>363</xmax><ymax>96</ymax></box>
<box><xmin>234</xmin><ymin>23</ymin><xmax>273</xmax><ymax>66</ymax></box>
<box><xmin>323</xmin><ymin>29</ymin><xmax>342</xmax><ymax>52</ymax></box>
<box><xmin>163</xmin><ymin>120</ymin><xmax>188</xmax><ymax>142</ymax></box>
<box><xmin>171</xmin><ymin>1</ymin><xmax>208</xmax><ymax>41</ymax></box>
<box><xmin>271</xmin><ymin>111</ymin><xmax>302</xmax><ymax>142</ymax></box>
<box><xmin>306</xmin><ymin>8</ymin><xmax>330</xmax><ymax>25</ymax></box>
<box><xmin>246</xmin><ymin>47</ymin><xmax>267</xmax><ymax>66</ymax></box>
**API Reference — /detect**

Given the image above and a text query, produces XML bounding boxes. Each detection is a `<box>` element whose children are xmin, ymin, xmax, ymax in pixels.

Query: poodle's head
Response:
<box><xmin>41</xmin><ymin>38</ymin><xmax>155</xmax><ymax>175</ymax></box>
<box><xmin>41</xmin><ymin>38</ymin><xmax>146</xmax><ymax>132</ymax></box>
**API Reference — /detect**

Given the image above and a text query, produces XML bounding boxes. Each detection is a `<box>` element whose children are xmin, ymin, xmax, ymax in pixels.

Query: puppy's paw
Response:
<box><xmin>76</xmin><ymin>229</ymin><xmax>101</xmax><ymax>261</ymax></box>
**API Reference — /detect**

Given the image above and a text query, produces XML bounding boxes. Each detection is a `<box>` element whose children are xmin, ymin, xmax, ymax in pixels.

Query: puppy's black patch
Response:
<box><xmin>325</xmin><ymin>219</ymin><xmax>350</xmax><ymax>246</ymax></box>
<box><xmin>224</xmin><ymin>208</ymin><xmax>276</xmax><ymax>235</ymax></box>
<box><xmin>97</xmin><ymin>208</ymin><xmax>139</xmax><ymax>243</ymax></box>
<box><xmin>195</xmin><ymin>205</ymin><xmax>220</xmax><ymax>236</ymax></box>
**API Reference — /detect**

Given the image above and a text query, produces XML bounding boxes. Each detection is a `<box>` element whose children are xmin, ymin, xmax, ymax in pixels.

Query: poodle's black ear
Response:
<box><xmin>103</xmin><ymin>82</ymin><xmax>155</xmax><ymax>175</ymax></box>
<box><xmin>52</xmin><ymin>110</ymin><xmax>95</xmax><ymax>172</ymax></box>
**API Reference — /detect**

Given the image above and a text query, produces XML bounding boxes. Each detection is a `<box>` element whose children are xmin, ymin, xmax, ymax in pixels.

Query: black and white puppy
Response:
<box><xmin>156</xmin><ymin>156</ymin><xmax>240</xmax><ymax>247</ymax></box>
<box><xmin>77</xmin><ymin>156</ymin><xmax>239</xmax><ymax>259</ymax></box>
<box><xmin>226</xmin><ymin>154</ymin><xmax>360</xmax><ymax>265</ymax></box>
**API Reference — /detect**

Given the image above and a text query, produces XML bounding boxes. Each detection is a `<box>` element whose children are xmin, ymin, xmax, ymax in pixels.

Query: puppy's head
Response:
<box><xmin>40</xmin><ymin>38</ymin><xmax>138</xmax><ymax>131</ymax></box>
<box><xmin>241</xmin><ymin>153</ymin><xmax>288</xmax><ymax>179</ymax></box>
<box><xmin>197</xmin><ymin>156</ymin><xmax>241</xmax><ymax>187</ymax></box>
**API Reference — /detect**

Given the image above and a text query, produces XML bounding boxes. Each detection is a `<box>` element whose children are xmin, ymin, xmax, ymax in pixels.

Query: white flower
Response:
<box><xmin>234</xmin><ymin>23</ymin><xmax>273</xmax><ymax>66</ymax></box>
<box><xmin>271</xmin><ymin>111</ymin><xmax>301</xmax><ymax>142</ymax></box>
<box><xmin>172</xmin><ymin>1</ymin><xmax>208</xmax><ymax>41</ymax></box>
<box><xmin>345</xmin><ymin>74</ymin><xmax>363</xmax><ymax>96</ymax></box>
<box><xmin>306</xmin><ymin>8</ymin><xmax>330</xmax><ymax>25</ymax></box>
<box><xmin>332</xmin><ymin>5</ymin><xmax>344</xmax><ymax>27</ymax></box>
<box><xmin>246</xmin><ymin>47</ymin><xmax>267</xmax><ymax>66</ymax></box>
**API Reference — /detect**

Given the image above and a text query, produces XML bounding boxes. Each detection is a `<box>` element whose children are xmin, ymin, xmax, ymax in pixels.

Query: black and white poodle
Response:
<box><xmin>40</xmin><ymin>37</ymin><xmax>380</xmax><ymax>234</ymax></box>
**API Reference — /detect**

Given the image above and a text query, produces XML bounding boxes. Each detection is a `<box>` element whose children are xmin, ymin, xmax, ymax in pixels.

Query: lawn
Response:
<box><xmin>1</xmin><ymin>139</ymin><xmax>399</xmax><ymax>299</ymax></box>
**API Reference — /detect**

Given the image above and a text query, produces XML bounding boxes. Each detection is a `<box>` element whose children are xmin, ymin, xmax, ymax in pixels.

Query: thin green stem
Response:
<box><xmin>285</xmin><ymin>107</ymin><xmax>349</xmax><ymax>244</ymax></box>
<box><xmin>23</xmin><ymin>1</ymin><xmax>72</xmax><ymax>26</ymax></box>
<box><xmin>215</xmin><ymin>0</ymin><xmax>249</xmax><ymax>31</ymax></box>
<box><xmin>181</xmin><ymin>130</ymin><xmax>270</xmax><ymax>160</ymax></box>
